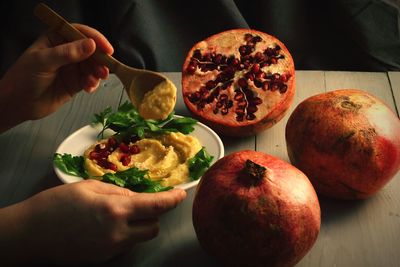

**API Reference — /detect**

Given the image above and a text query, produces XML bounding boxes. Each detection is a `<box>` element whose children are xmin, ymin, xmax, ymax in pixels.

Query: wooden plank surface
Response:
<box><xmin>0</xmin><ymin>72</ymin><xmax>399</xmax><ymax>267</ymax></box>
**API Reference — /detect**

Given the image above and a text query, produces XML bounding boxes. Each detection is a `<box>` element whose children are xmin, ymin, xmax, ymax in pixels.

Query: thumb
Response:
<box><xmin>43</xmin><ymin>38</ymin><xmax>96</xmax><ymax>70</ymax></box>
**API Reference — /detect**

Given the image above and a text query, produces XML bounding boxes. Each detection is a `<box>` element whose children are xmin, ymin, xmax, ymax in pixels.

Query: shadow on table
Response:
<box><xmin>318</xmin><ymin>194</ymin><xmax>372</xmax><ymax>224</ymax></box>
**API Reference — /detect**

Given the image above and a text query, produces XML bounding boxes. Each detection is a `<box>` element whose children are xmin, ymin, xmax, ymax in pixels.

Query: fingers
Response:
<box><xmin>126</xmin><ymin>218</ymin><xmax>160</xmax><ymax>243</ymax></box>
<box><xmin>72</xmin><ymin>23</ymin><xmax>114</xmax><ymax>55</ymax></box>
<box><xmin>40</xmin><ymin>38</ymin><xmax>96</xmax><ymax>71</ymax></box>
<box><xmin>127</xmin><ymin>189</ymin><xmax>187</xmax><ymax>221</ymax></box>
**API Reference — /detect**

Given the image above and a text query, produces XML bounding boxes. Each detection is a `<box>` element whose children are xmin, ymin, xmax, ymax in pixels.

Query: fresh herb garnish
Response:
<box><xmin>53</xmin><ymin>153</ymin><xmax>170</xmax><ymax>193</ymax></box>
<box><xmin>102</xmin><ymin>168</ymin><xmax>172</xmax><ymax>192</ymax></box>
<box><xmin>188</xmin><ymin>147</ymin><xmax>214</xmax><ymax>180</ymax></box>
<box><xmin>92</xmin><ymin>101</ymin><xmax>197</xmax><ymax>139</ymax></box>
<box><xmin>54</xmin><ymin>153</ymin><xmax>89</xmax><ymax>178</ymax></box>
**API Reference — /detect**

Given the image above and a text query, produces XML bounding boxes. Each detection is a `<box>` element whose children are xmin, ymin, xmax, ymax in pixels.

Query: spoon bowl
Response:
<box><xmin>34</xmin><ymin>3</ymin><xmax>176</xmax><ymax>119</ymax></box>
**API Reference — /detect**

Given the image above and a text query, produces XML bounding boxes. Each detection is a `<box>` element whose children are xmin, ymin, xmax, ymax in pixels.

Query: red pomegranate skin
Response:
<box><xmin>182</xmin><ymin>29</ymin><xmax>295</xmax><ymax>137</ymax></box>
<box><xmin>192</xmin><ymin>150</ymin><xmax>320</xmax><ymax>267</ymax></box>
<box><xmin>286</xmin><ymin>89</ymin><xmax>400</xmax><ymax>199</ymax></box>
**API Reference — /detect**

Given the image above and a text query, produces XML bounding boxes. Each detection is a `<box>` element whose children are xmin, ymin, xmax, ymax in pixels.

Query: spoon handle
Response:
<box><xmin>34</xmin><ymin>3</ymin><xmax>123</xmax><ymax>73</ymax></box>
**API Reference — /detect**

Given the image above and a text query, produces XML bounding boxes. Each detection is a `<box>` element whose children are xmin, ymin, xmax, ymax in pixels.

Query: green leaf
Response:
<box><xmin>188</xmin><ymin>147</ymin><xmax>214</xmax><ymax>180</ymax></box>
<box><xmin>92</xmin><ymin>101</ymin><xmax>198</xmax><ymax>139</ymax></box>
<box><xmin>53</xmin><ymin>153</ymin><xmax>88</xmax><ymax>178</ymax></box>
<box><xmin>102</xmin><ymin>167</ymin><xmax>172</xmax><ymax>192</ymax></box>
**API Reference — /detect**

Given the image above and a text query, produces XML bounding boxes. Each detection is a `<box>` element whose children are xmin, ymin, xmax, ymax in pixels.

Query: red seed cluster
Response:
<box><xmin>186</xmin><ymin>33</ymin><xmax>291</xmax><ymax>122</ymax></box>
<box><xmin>88</xmin><ymin>137</ymin><xmax>141</xmax><ymax>170</ymax></box>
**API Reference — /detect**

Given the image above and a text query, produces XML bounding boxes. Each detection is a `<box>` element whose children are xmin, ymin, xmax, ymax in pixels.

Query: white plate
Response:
<box><xmin>54</xmin><ymin>120</ymin><xmax>224</xmax><ymax>190</ymax></box>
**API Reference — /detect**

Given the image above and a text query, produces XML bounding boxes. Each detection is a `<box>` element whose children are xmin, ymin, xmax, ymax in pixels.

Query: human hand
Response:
<box><xmin>0</xmin><ymin>24</ymin><xmax>114</xmax><ymax>132</ymax></box>
<box><xmin>0</xmin><ymin>179</ymin><xmax>186</xmax><ymax>266</ymax></box>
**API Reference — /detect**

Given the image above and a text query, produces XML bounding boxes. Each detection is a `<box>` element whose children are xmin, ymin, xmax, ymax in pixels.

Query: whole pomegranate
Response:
<box><xmin>192</xmin><ymin>150</ymin><xmax>320</xmax><ymax>267</ymax></box>
<box><xmin>182</xmin><ymin>29</ymin><xmax>295</xmax><ymax>136</ymax></box>
<box><xmin>286</xmin><ymin>89</ymin><xmax>400</xmax><ymax>199</ymax></box>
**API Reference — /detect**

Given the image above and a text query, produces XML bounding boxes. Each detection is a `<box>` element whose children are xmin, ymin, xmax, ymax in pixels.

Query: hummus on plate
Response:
<box><xmin>84</xmin><ymin>132</ymin><xmax>202</xmax><ymax>187</ymax></box>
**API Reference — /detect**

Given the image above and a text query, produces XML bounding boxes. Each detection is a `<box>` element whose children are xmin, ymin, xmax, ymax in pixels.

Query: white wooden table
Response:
<box><xmin>0</xmin><ymin>71</ymin><xmax>399</xmax><ymax>267</ymax></box>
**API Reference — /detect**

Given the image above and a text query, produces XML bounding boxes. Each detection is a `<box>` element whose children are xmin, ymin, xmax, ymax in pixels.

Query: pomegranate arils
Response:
<box><xmin>238</xmin><ymin>78</ymin><xmax>248</xmax><ymax>88</ymax></box>
<box><xmin>120</xmin><ymin>154</ymin><xmax>131</xmax><ymax>166</ymax></box>
<box><xmin>251</xmin><ymin>63</ymin><xmax>260</xmax><ymax>74</ymax></box>
<box><xmin>98</xmin><ymin>159</ymin><xmax>117</xmax><ymax>171</ymax></box>
<box><xmin>119</xmin><ymin>142</ymin><xmax>130</xmax><ymax>153</ymax></box>
<box><xmin>129</xmin><ymin>145</ymin><xmax>140</xmax><ymax>154</ymax></box>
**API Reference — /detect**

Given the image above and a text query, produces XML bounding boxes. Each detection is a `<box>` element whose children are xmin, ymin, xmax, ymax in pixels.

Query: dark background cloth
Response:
<box><xmin>1</xmin><ymin>0</ymin><xmax>399</xmax><ymax>76</ymax></box>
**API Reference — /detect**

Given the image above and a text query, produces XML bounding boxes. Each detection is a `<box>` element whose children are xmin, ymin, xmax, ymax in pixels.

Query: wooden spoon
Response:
<box><xmin>34</xmin><ymin>3</ymin><xmax>176</xmax><ymax>120</ymax></box>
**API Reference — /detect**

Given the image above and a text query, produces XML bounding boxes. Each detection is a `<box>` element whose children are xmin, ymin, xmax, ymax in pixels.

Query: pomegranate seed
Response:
<box><xmin>251</xmin><ymin>63</ymin><xmax>260</xmax><ymax>74</ymax></box>
<box><xmin>186</xmin><ymin>64</ymin><xmax>196</xmax><ymax>74</ymax></box>
<box><xmin>226</xmin><ymin>100</ymin><xmax>233</xmax><ymax>108</ymax></box>
<box><xmin>94</xmin><ymin>144</ymin><xmax>104</xmax><ymax>152</ymax></box>
<box><xmin>270</xmin><ymin>58</ymin><xmax>277</xmax><ymax>64</ymax></box>
<box><xmin>107</xmin><ymin>138</ymin><xmax>117</xmax><ymax>149</ymax></box>
<box><xmin>275</xmin><ymin>44</ymin><xmax>281</xmax><ymax>51</ymax></box>
<box><xmin>254</xmin><ymin>52</ymin><xmax>264</xmax><ymax>62</ymax></box>
<box><xmin>219</xmin><ymin>94</ymin><xmax>228</xmax><ymax>101</ymax></box>
<box><xmin>234</xmin><ymin>92</ymin><xmax>244</xmax><ymax>101</ymax></box>
<box><xmin>280</xmin><ymin>74</ymin><xmax>288</xmax><ymax>82</ymax></box>
<box><xmin>235</xmin><ymin>108</ymin><xmax>245</xmax><ymax>115</ymax></box>
<box><xmin>252</xmin><ymin>97</ymin><xmax>263</xmax><ymax>105</ymax></box>
<box><xmin>120</xmin><ymin>154</ymin><xmax>131</xmax><ymax>166</ymax></box>
<box><xmin>265</xmin><ymin>47</ymin><xmax>274</xmax><ymax>56</ymax></box>
<box><xmin>213</xmin><ymin>108</ymin><xmax>219</xmax><ymax>114</ymax></box>
<box><xmin>262</xmin><ymin>81</ymin><xmax>269</xmax><ymax>91</ymax></box>
<box><xmin>256</xmin><ymin>72</ymin><xmax>265</xmax><ymax>79</ymax></box>
<box><xmin>237</xmin><ymin>101</ymin><xmax>247</xmax><ymax>108</ymax></box>
<box><xmin>89</xmin><ymin>151</ymin><xmax>101</xmax><ymax>160</ymax></box>
<box><xmin>213</xmin><ymin>54</ymin><xmax>223</xmax><ymax>64</ymax></box>
<box><xmin>221</xmin><ymin>108</ymin><xmax>228</xmax><ymax>115</ymax></box>
<box><xmin>244</xmin><ymin>33</ymin><xmax>253</xmax><ymax>42</ymax></box>
<box><xmin>280</xmin><ymin>84</ymin><xmax>288</xmax><ymax>93</ymax></box>
<box><xmin>239</xmin><ymin>45</ymin><xmax>247</xmax><ymax>55</ymax></box>
<box><xmin>246</xmin><ymin>113</ymin><xmax>256</xmax><ymax>120</ymax></box>
<box><xmin>203</xmin><ymin>53</ymin><xmax>212</xmax><ymax>62</ymax></box>
<box><xmin>245</xmin><ymin>72</ymin><xmax>255</xmax><ymax>81</ymax></box>
<box><xmin>192</xmin><ymin>49</ymin><xmax>202</xmax><ymax>60</ymax></box>
<box><xmin>216</xmin><ymin>101</ymin><xmax>224</xmax><ymax>108</ymax></box>
<box><xmin>236</xmin><ymin>115</ymin><xmax>244</xmax><ymax>122</ymax></box>
<box><xmin>129</xmin><ymin>145</ymin><xmax>140</xmax><ymax>154</ymax></box>
<box><xmin>273</xmin><ymin>73</ymin><xmax>281</xmax><ymax>80</ymax></box>
<box><xmin>98</xmin><ymin>159</ymin><xmax>117</xmax><ymax>171</ymax></box>
<box><xmin>206</xmin><ymin>80</ymin><xmax>216</xmax><ymax>90</ymax></box>
<box><xmin>247</xmin><ymin>105</ymin><xmax>258</xmax><ymax>114</ymax></box>
<box><xmin>119</xmin><ymin>143</ymin><xmax>130</xmax><ymax>153</ymax></box>
<box><xmin>252</xmin><ymin>36</ymin><xmax>262</xmax><ymax>43</ymax></box>
<box><xmin>254</xmin><ymin>79</ymin><xmax>262</xmax><ymax>88</ymax></box>
<box><xmin>238</xmin><ymin>78</ymin><xmax>248</xmax><ymax>88</ymax></box>
<box><xmin>271</xmin><ymin>82</ymin><xmax>280</xmax><ymax>91</ymax></box>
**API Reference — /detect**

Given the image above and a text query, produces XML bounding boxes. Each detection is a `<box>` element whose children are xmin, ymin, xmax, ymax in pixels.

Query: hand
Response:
<box><xmin>0</xmin><ymin>179</ymin><xmax>186</xmax><ymax>266</ymax></box>
<box><xmin>0</xmin><ymin>24</ymin><xmax>114</xmax><ymax>132</ymax></box>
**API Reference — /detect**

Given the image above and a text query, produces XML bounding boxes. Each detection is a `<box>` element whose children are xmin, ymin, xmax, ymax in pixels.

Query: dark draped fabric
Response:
<box><xmin>1</xmin><ymin>0</ymin><xmax>399</xmax><ymax>76</ymax></box>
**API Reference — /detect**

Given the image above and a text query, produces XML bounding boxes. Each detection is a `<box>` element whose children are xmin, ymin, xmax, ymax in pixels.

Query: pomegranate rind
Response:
<box><xmin>182</xmin><ymin>29</ymin><xmax>295</xmax><ymax>137</ymax></box>
<box><xmin>286</xmin><ymin>89</ymin><xmax>400</xmax><ymax>199</ymax></box>
<box><xmin>193</xmin><ymin>150</ymin><xmax>321</xmax><ymax>267</ymax></box>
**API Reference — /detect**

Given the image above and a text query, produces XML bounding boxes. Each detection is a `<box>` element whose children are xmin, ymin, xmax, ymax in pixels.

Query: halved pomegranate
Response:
<box><xmin>182</xmin><ymin>29</ymin><xmax>295</xmax><ymax>136</ymax></box>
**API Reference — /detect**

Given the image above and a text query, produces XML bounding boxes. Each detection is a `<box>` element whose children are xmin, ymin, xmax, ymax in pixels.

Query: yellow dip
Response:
<box><xmin>138</xmin><ymin>79</ymin><xmax>177</xmax><ymax>120</ymax></box>
<box><xmin>84</xmin><ymin>132</ymin><xmax>202</xmax><ymax>187</ymax></box>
